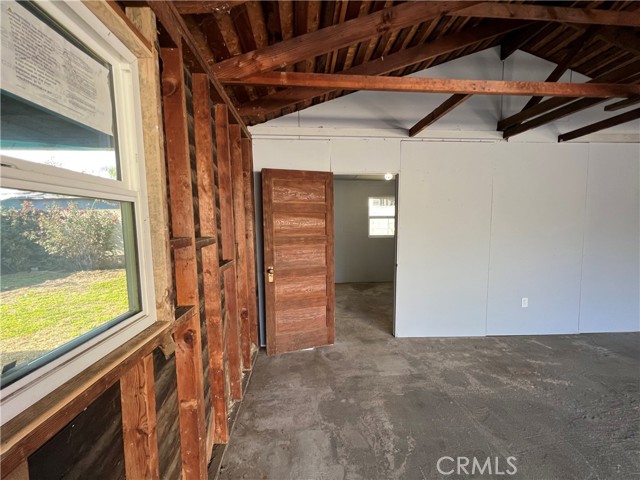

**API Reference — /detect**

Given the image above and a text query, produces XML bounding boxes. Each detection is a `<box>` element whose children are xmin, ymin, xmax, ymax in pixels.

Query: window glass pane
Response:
<box><xmin>369</xmin><ymin>217</ymin><xmax>395</xmax><ymax>237</ymax></box>
<box><xmin>369</xmin><ymin>197</ymin><xmax>395</xmax><ymax>217</ymax></box>
<box><xmin>0</xmin><ymin>188</ymin><xmax>141</xmax><ymax>386</ymax></box>
<box><xmin>0</xmin><ymin>92</ymin><xmax>117</xmax><ymax>179</ymax></box>
<box><xmin>0</xmin><ymin>0</ymin><xmax>119</xmax><ymax>179</ymax></box>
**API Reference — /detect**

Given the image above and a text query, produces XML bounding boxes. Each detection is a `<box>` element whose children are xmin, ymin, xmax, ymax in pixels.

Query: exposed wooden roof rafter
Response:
<box><xmin>518</xmin><ymin>27</ymin><xmax>597</xmax><ymax>112</ymax></box>
<box><xmin>171</xmin><ymin>0</ymin><xmax>640</xmax><ymax>129</ymax></box>
<box><xmin>225</xmin><ymin>71</ymin><xmax>640</xmax><ymax>98</ymax></box>
<box><xmin>497</xmin><ymin>61</ymin><xmax>640</xmax><ymax>131</ymax></box>
<box><xmin>499</xmin><ymin>23</ymin><xmax>542</xmax><ymax>60</ymax></box>
<box><xmin>147</xmin><ymin>1</ymin><xmax>251</xmax><ymax>137</ymax></box>
<box><xmin>503</xmin><ymin>98</ymin><xmax>607</xmax><ymax>139</ymax></box>
<box><xmin>450</xmin><ymin>2</ymin><xmax>640</xmax><ymax>27</ymax></box>
<box><xmin>174</xmin><ymin>1</ymin><xmax>249</xmax><ymax>15</ymax></box>
<box><xmin>211</xmin><ymin>1</ymin><xmax>478</xmax><ymax>79</ymax></box>
<box><xmin>409</xmin><ymin>94</ymin><xmax>472</xmax><ymax>137</ymax></box>
<box><xmin>558</xmin><ymin>107</ymin><xmax>640</xmax><ymax>142</ymax></box>
<box><xmin>236</xmin><ymin>21</ymin><xmax>527</xmax><ymax>116</ymax></box>
<box><xmin>605</xmin><ymin>95</ymin><xmax>640</xmax><ymax>112</ymax></box>
<box><xmin>596</xmin><ymin>26</ymin><xmax>640</xmax><ymax>56</ymax></box>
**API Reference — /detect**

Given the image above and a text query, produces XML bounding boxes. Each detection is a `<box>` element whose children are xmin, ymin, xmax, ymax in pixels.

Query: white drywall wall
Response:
<box><xmin>252</xmin><ymin>139</ymin><xmax>331</xmax><ymax>172</ymax></box>
<box><xmin>331</xmin><ymin>138</ymin><xmax>400</xmax><ymax>174</ymax></box>
<box><xmin>253</xmin><ymin>137</ymin><xmax>639</xmax><ymax>337</ymax></box>
<box><xmin>250</xmin><ymin>49</ymin><xmax>640</xmax><ymax>338</ymax></box>
<box><xmin>579</xmin><ymin>145</ymin><xmax>640</xmax><ymax>333</ymax></box>
<box><xmin>486</xmin><ymin>144</ymin><xmax>587</xmax><ymax>335</ymax></box>
<box><xmin>334</xmin><ymin>179</ymin><xmax>396</xmax><ymax>283</ymax></box>
<box><xmin>396</xmin><ymin>143</ymin><xmax>493</xmax><ymax>336</ymax></box>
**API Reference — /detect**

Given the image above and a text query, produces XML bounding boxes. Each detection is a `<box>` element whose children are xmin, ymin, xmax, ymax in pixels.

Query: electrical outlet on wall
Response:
<box><xmin>522</xmin><ymin>297</ymin><xmax>529</xmax><ymax>308</ymax></box>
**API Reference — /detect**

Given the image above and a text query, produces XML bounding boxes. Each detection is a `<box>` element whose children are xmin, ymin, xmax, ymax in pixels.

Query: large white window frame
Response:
<box><xmin>0</xmin><ymin>0</ymin><xmax>156</xmax><ymax>424</ymax></box>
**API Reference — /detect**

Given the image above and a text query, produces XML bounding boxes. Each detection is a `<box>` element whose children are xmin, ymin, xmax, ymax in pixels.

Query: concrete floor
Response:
<box><xmin>220</xmin><ymin>282</ymin><xmax>640</xmax><ymax>479</ymax></box>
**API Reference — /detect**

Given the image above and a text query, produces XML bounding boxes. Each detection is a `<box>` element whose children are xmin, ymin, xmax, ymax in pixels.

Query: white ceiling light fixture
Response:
<box><xmin>384</xmin><ymin>173</ymin><xmax>394</xmax><ymax>181</ymax></box>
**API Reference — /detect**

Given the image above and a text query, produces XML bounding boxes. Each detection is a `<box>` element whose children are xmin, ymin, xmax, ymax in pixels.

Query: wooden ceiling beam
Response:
<box><xmin>519</xmin><ymin>27</ymin><xmax>596</xmax><ymax>112</ymax></box>
<box><xmin>225</xmin><ymin>71</ymin><xmax>640</xmax><ymax>98</ymax></box>
<box><xmin>596</xmin><ymin>26</ymin><xmax>640</xmax><ymax>56</ymax></box>
<box><xmin>182</xmin><ymin>16</ymin><xmax>216</xmax><ymax>69</ymax></box>
<box><xmin>147</xmin><ymin>1</ymin><xmax>250</xmax><ymax>137</ymax></box>
<box><xmin>497</xmin><ymin>61</ymin><xmax>640</xmax><ymax>131</ymax></box>
<box><xmin>450</xmin><ymin>3</ymin><xmax>640</xmax><ymax>27</ymax></box>
<box><xmin>236</xmin><ymin>21</ymin><xmax>526</xmax><ymax>116</ymax></box>
<box><xmin>211</xmin><ymin>1</ymin><xmax>476</xmax><ymax>79</ymax></box>
<box><xmin>604</xmin><ymin>95</ymin><xmax>640</xmax><ymax>112</ymax></box>
<box><xmin>503</xmin><ymin>98</ymin><xmax>606</xmax><ymax>139</ymax></box>
<box><xmin>245</xmin><ymin>2</ymin><xmax>269</xmax><ymax>49</ymax></box>
<box><xmin>409</xmin><ymin>94</ymin><xmax>471</xmax><ymax>137</ymax></box>
<box><xmin>499</xmin><ymin>24</ymin><xmax>541</xmax><ymax>60</ymax></box>
<box><xmin>174</xmin><ymin>1</ymin><xmax>249</xmax><ymax>15</ymax></box>
<box><xmin>558</xmin><ymin>108</ymin><xmax>640</xmax><ymax>142</ymax></box>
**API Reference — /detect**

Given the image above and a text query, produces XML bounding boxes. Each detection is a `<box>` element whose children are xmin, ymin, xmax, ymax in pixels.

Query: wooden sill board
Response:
<box><xmin>1</xmin><ymin>307</ymin><xmax>196</xmax><ymax>475</ymax></box>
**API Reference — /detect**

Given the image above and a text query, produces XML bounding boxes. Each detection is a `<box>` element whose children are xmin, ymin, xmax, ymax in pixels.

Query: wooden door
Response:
<box><xmin>262</xmin><ymin>169</ymin><xmax>335</xmax><ymax>355</ymax></box>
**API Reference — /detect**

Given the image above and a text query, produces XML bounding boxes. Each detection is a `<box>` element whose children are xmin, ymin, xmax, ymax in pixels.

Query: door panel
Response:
<box><xmin>272</xmin><ymin>181</ymin><xmax>326</xmax><ymax>203</ymax></box>
<box><xmin>275</xmin><ymin>243</ymin><xmax>327</xmax><ymax>268</ymax></box>
<box><xmin>275</xmin><ymin>275</ymin><xmax>327</xmax><ymax>297</ymax></box>
<box><xmin>262</xmin><ymin>169</ymin><xmax>334</xmax><ymax>355</ymax></box>
<box><xmin>273</xmin><ymin>212</ymin><xmax>327</xmax><ymax>236</ymax></box>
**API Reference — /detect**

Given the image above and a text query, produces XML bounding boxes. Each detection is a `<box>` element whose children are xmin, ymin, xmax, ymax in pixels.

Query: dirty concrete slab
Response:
<box><xmin>219</xmin><ymin>283</ymin><xmax>640</xmax><ymax>480</ymax></box>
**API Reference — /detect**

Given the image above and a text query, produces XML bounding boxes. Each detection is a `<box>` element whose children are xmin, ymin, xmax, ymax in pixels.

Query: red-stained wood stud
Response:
<box><xmin>192</xmin><ymin>73</ymin><xmax>229</xmax><ymax>445</ymax></box>
<box><xmin>230</xmin><ymin>124</ymin><xmax>252</xmax><ymax>369</ymax></box>
<box><xmin>120</xmin><ymin>354</ymin><xmax>160</xmax><ymax>480</ymax></box>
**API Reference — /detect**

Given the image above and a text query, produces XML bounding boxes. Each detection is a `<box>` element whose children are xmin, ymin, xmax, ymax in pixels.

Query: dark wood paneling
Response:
<box><xmin>173</xmin><ymin>314</ymin><xmax>207</xmax><ymax>479</ymax></box>
<box><xmin>28</xmin><ymin>383</ymin><xmax>125</xmax><ymax>480</ymax></box>
<box><xmin>223</xmin><ymin>267</ymin><xmax>243</xmax><ymax>400</ymax></box>
<box><xmin>153</xmin><ymin>349</ymin><xmax>182</xmax><ymax>480</ymax></box>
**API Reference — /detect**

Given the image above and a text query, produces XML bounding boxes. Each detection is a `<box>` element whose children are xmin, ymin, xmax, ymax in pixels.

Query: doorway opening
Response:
<box><xmin>333</xmin><ymin>174</ymin><xmax>398</xmax><ymax>340</ymax></box>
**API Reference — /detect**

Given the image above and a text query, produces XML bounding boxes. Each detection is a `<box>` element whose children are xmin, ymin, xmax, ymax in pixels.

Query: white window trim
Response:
<box><xmin>0</xmin><ymin>0</ymin><xmax>156</xmax><ymax>424</ymax></box>
<box><xmin>368</xmin><ymin>196</ymin><xmax>396</xmax><ymax>238</ymax></box>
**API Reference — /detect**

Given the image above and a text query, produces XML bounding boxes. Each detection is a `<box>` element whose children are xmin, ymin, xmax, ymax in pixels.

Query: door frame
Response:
<box><xmin>254</xmin><ymin>170</ymin><xmax>400</xmax><ymax>346</ymax></box>
<box><xmin>333</xmin><ymin>172</ymin><xmax>399</xmax><ymax>338</ymax></box>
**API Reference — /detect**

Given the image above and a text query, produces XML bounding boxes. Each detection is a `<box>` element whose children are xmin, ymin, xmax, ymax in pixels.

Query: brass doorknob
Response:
<box><xmin>267</xmin><ymin>266</ymin><xmax>274</xmax><ymax>283</ymax></box>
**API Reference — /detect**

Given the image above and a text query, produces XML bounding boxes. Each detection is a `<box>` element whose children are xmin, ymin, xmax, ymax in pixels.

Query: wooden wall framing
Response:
<box><xmin>0</xmin><ymin>2</ymin><xmax>259</xmax><ymax>479</ymax></box>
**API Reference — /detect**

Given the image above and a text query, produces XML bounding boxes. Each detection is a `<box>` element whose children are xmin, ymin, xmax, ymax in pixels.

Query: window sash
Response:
<box><xmin>369</xmin><ymin>217</ymin><xmax>395</xmax><ymax>237</ymax></box>
<box><xmin>0</xmin><ymin>0</ymin><xmax>155</xmax><ymax>425</ymax></box>
<box><xmin>368</xmin><ymin>196</ymin><xmax>396</xmax><ymax>237</ymax></box>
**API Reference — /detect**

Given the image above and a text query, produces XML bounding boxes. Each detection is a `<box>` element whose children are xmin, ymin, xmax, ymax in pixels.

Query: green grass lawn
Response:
<box><xmin>1</xmin><ymin>269</ymin><xmax>130</xmax><ymax>365</ymax></box>
<box><xmin>0</xmin><ymin>270</ymin><xmax>72</xmax><ymax>291</ymax></box>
